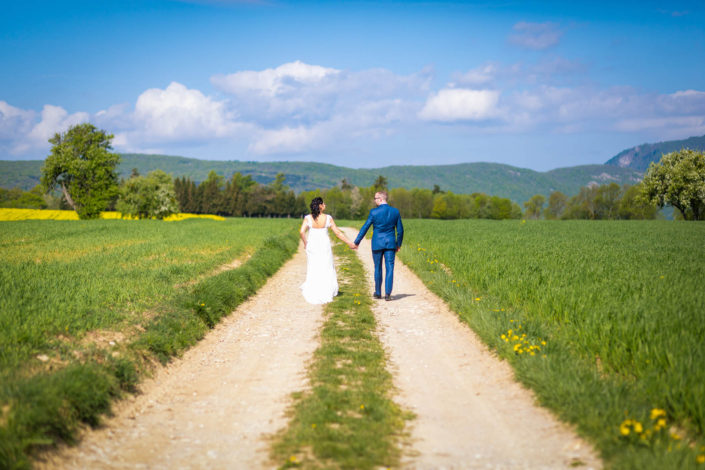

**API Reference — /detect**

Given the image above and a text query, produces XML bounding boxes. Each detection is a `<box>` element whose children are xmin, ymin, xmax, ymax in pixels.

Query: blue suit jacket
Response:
<box><xmin>354</xmin><ymin>203</ymin><xmax>404</xmax><ymax>250</ymax></box>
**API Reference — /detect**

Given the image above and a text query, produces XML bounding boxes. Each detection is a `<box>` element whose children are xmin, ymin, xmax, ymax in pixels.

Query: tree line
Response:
<box><xmin>522</xmin><ymin>182</ymin><xmax>659</xmax><ymax>220</ymax></box>
<box><xmin>15</xmin><ymin>123</ymin><xmax>705</xmax><ymax>221</ymax></box>
<box><xmin>172</xmin><ymin>172</ymin><xmax>524</xmax><ymax>220</ymax></box>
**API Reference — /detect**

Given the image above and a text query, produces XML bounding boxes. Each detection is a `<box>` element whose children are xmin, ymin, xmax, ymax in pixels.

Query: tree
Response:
<box><xmin>117</xmin><ymin>170</ymin><xmax>178</xmax><ymax>219</ymax></box>
<box><xmin>199</xmin><ymin>171</ymin><xmax>226</xmax><ymax>215</ymax></box>
<box><xmin>224</xmin><ymin>172</ymin><xmax>256</xmax><ymax>216</ymax></box>
<box><xmin>563</xmin><ymin>185</ymin><xmax>599</xmax><ymax>219</ymax></box>
<box><xmin>372</xmin><ymin>175</ymin><xmax>388</xmax><ymax>192</ymax></box>
<box><xmin>0</xmin><ymin>186</ymin><xmax>47</xmax><ymax>209</ymax></box>
<box><xmin>594</xmin><ymin>183</ymin><xmax>622</xmax><ymax>219</ymax></box>
<box><xmin>40</xmin><ymin>123</ymin><xmax>121</xmax><ymax>219</ymax></box>
<box><xmin>544</xmin><ymin>191</ymin><xmax>568</xmax><ymax>219</ymax></box>
<box><xmin>410</xmin><ymin>188</ymin><xmax>434</xmax><ymax>218</ymax></box>
<box><xmin>523</xmin><ymin>194</ymin><xmax>546</xmax><ymax>219</ymax></box>
<box><xmin>618</xmin><ymin>183</ymin><xmax>658</xmax><ymax>220</ymax></box>
<box><xmin>642</xmin><ymin>149</ymin><xmax>705</xmax><ymax>220</ymax></box>
<box><xmin>270</xmin><ymin>173</ymin><xmax>297</xmax><ymax>216</ymax></box>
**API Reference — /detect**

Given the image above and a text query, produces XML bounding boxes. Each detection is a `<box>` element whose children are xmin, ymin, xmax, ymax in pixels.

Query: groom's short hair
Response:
<box><xmin>376</xmin><ymin>191</ymin><xmax>388</xmax><ymax>201</ymax></box>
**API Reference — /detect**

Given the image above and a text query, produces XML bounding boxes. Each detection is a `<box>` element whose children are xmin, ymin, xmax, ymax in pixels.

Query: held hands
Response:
<box><xmin>347</xmin><ymin>241</ymin><xmax>358</xmax><ymax>250</ymax></box>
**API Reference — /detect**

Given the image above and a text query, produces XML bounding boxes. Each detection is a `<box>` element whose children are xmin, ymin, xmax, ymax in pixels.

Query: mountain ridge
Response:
<box><xmin>604</xmin><ymin>134</ymin><xmax>705</xmax><ymax>171</ymax></box>
<box><xmin>0</xmin><ymin>154</ymin><xmax>642</xmax><ymax>204</ymax></box>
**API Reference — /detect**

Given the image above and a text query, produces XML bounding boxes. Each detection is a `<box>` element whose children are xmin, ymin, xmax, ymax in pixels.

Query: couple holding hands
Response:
<box><xmin>299</xmin><ymin>191</ymin><xmax>403</xmax><ymax>305</ymax></box>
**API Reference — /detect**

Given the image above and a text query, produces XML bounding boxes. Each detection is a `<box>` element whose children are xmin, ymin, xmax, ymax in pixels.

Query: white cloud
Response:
<box><xmin>249</xmin><ymin>125</ymin><xmax>318</xmax><ymax>155</ymax></box>
<box><xmin>509</xmin><ymin>22</ymin><xmax>562</xmax><ymax>50</ymax></box>
<box><xmin>212</xmin><ymin>60</ymin><xmax>340</xmax><ymax>98</ymax></box>
<box><xmin>132</xmin><ymin>81</ymin><xmax>238</xmax><ymax>141</ymax></box>
<box><xmin>3</xmin><ymin>58</ymin><xmax>703</xmax><ymax>164</ymax></box>
<box><xmin>452</xmin><ymin>64</ymin><xmax>498</xmax><ymax>87</ymax></box>
<box><xmin>0</xmin><ymin>100</ymin><xmax>35</xmax><ymax>141</ymax></box>
<box><xmin>27</xmin><ymin>105</ymin><xmax>90</xmax><ymax>144</ymax></box>
<box><xmin>419</xmin><ymin>89</ymin><xmax>500</xmax><ymax>122</ymax></box>
<box><xmin>614</xmin><ymin>116</ymin><xmax>705</xmax><ymax>139</ymax></box>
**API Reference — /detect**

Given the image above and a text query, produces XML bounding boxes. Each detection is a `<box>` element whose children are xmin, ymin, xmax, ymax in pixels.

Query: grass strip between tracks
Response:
<box><xmin>1</xmin><ymin>230</ymin><xmax>298</xmax><ymax>470</ymax></box>
<box><xmin>271</xmin><ymin>239</ymin><xmax>411</xmax><ymax>470</ymax></box>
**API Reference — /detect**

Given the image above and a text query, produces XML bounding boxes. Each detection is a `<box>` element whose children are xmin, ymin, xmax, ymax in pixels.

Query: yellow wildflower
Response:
<box><xmin>620</xmin><ymin>421</ymin><xmax>631</xmax><ymax>436</ymax></box>
<box><xmin>650</xmin><ymin>408</ymin><xmax>666</xmax><ymax>420</ymax></box>
<box><xmin>697</xmin><ymin>455</ymin><xmax>705</xmax><ymax>464</ymax></box>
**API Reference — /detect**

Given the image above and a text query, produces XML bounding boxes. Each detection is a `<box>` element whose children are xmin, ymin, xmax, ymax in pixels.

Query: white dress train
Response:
<box><xmin>300</xmin><ymin>214</ymin><xmax>339</xmax><ymax>304</ymax></box>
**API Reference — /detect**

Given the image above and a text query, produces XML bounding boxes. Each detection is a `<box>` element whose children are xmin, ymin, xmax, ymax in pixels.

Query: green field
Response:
<box><xmin>399</xmin><ymin>219</ymin><xmax>705</xmax><ymax>469</ymax></box>
<box><xmin>0</xmin><ymin>218</ymin><xmax>298</xmax><ymax>468</ymax></box>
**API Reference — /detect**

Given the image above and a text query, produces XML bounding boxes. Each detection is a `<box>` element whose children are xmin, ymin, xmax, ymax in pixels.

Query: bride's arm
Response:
<box><xmin>299</xmin><ymin>217</ymin><xmax>309</xmax><ymax>249</ymax></box>
<box><xmin>329</xmin><ymin>218</ymin><xmax>357</xmax><ymax>249</ymax></box>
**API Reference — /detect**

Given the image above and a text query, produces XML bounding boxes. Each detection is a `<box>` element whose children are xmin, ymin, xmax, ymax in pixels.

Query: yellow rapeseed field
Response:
<box><xmin>0</xmin><ymin>208</ymin><xmax>225</xmax><ymax>221</ymax></box>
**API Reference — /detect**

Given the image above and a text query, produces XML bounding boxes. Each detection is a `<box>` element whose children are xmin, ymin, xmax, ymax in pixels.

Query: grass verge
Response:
<box><xmin>399</xmin><ymin>219</ymin><xmax>705</xmax><ymax>470</ymax></box>
<box><xmin>1</xmin><ymin>229</ymin><xmax>298</xmax><ymax>470</ymax></box>
<box><xmin>270</xmin><ymin>239</ymin><xmax>411</xmax><ymax>470</ymax></box>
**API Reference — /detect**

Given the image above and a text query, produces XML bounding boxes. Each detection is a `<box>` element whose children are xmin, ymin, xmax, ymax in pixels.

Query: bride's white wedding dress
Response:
<box><xmin>301</xmin><ymin>214</ymin><xmax>339</xmax><ymax>304</ymax></box>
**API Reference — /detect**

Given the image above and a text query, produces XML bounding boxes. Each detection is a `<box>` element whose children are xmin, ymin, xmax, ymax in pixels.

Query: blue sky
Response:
<box><xmin>1</xmin><ymin>0</ymin><xmax>704</xmax><ymax>171</ymax></box>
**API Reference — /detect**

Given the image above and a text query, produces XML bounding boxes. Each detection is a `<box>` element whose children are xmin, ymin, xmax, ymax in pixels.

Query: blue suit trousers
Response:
<box><xmin>372</xmin><ymin>248</ymin><xmax>396</xmax><ymax>296</ymax></box>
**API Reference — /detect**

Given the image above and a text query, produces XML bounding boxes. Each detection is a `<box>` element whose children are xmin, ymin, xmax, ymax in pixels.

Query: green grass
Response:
<box><xmin>398</xmin><ymin>219</ymin><xmax>705</xmax><ymax>469</ymax></box>
<box><xmin>0</xmin><ymin>218</ymin><xmax>298</xmax><ymax>469</ymax></box>
<box><xmin>271</xmin><ymin>239</ymin><xmax>410</xmax><ymax>469</ymax></box>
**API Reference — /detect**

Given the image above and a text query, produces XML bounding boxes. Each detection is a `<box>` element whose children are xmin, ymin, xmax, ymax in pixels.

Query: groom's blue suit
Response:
<box><xmin>354</xmin><ymin>203</ymin><xmax>404</xmax><ymax>297</ymax></box>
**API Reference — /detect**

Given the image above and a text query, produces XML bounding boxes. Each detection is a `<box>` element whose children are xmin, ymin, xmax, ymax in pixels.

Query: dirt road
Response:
<box><xmin>39</xmin><ymin>246</ymin><xmax>323</xmax><ymax>469</ymax></box>
<box><xmin>345</xmin><ymin>228</ymin><xmax>601</xmax><ymax>469</ymax></box>
<box><xmin>40</xmin><ymin>232</ymin><xmax>601</xmax><ymax>469</ymax></box>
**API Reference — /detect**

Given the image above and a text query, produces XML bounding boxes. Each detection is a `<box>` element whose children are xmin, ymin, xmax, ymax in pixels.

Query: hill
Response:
<box><xmin>605</xmin><ymin>135</ymin><xmax>705</xmax><ymax>171</ymax></box>
<box><xmin>0</xmin><ymin>154</ymin><xmax>643</xmax><ymax>204</ymax></box>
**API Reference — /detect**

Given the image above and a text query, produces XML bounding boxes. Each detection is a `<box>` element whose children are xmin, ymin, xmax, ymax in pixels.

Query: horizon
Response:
<box><xmin>1</xmin><ymin>0</ymin><xmax>704</xmax><ymax>172</ymax></box>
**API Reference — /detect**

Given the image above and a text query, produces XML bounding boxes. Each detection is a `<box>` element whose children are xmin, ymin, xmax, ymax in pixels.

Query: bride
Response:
<box><xmin>299</xmin><ymin>197</ymin><xmax>357</xmax><ymax>304</ymax></box>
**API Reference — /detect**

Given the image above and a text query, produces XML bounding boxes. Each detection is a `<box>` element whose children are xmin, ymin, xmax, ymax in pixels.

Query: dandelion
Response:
<box><xmin>360</xmin><ymin>404</ymin><xmax>365</xmax><ymax>410</ymax></box>
<box><xmin>475</xmin><ymin>297</ymin><xmax>481</xmax><ymax>301</ymax></box>
<box><xmin>311</xmin><ymin>423</ymin><xmax>317</xmax><ymax>429</ymax></box>
<box><xmin>620</xmin><ymin>420</ymin><xmax>631</xmax><ymax>436</ymax></box>
<box><xmin>696</xmin><ymin>455</ymin><xmax>705</xmax><ymax>464</ymax></box>
<box><xmin>289</xmin><ymin>455</ymin><xmax>300</xmax><ymax>464</ymax></box>
<box><xmin>671</xmin><ymin>432</ymin><xmax>682</xmax><ymax>440</ymax></box>
<box><xmin>650</xmin><ymin>408</ymin><xmax>666</xmax><ymax>420</ymax></box>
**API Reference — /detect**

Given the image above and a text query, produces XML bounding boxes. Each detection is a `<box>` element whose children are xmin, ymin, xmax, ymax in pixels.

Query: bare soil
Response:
<box><xmin>39</xmin><ymin>231</ymin><xmax>602</xmax><ymax>469</ymax></box>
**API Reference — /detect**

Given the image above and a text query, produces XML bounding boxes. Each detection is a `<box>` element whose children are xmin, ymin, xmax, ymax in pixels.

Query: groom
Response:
<box><xmin>354</xmin><ymin>191</ymin><xmax>404</xmax><ymax>301</ymax></box>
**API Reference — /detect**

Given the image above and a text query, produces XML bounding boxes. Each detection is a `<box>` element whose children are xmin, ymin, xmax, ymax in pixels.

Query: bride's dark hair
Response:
<box><xmin>310</xmin><ymin>197</ymin><xmax>324</xmax><ymax>220</ymax></box>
